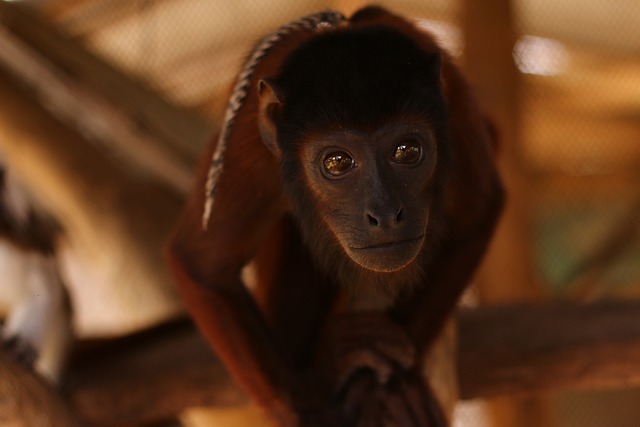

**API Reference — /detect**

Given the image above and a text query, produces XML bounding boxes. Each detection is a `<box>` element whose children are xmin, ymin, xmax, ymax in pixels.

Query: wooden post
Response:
<box><xmin>460</xmin><ymin>0</ymin><xmax>550</xmax><ymax>426</ymax></box>
<box><xmin>461</xmin><ymin>0</ymin><xmax>539</xmax><ymax>302</ymax></box>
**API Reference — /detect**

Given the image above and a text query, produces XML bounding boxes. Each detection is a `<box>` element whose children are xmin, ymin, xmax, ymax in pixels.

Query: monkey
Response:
<box><xmin>0</xmin><ymin>160</ymin><xmax>73</xmax><ymax>383</ymax></box>
<box><xmin>166</xmin><ymin>6</ymin><xmax>503</xmax><ymax>427</ymax></box>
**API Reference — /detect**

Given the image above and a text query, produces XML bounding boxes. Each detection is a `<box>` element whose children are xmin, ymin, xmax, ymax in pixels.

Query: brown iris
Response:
<box><xmin>323</xmin><ymin>151</ymin><xmax>355</xmax><ymax>176</ymax></box>
<box><xmin>392</xmin><ymin>141</ymin><xmax>422</xmax><ymax>164</ymax></box>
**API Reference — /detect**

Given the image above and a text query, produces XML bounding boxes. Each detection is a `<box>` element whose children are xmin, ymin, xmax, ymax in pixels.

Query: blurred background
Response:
<box><xmin>0</xmin><ymin>0</ymin><xmax>638</xmax><ymax>426</ymax></box>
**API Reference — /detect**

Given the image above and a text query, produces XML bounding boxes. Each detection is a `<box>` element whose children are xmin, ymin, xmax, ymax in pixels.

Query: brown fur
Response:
<box><xmin>166</xmin><ymin>6</ymin><xmax>503</xmax><ymax>427</ymax></box>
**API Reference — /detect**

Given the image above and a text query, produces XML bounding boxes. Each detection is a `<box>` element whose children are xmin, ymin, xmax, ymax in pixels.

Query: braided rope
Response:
<box><xmin>202</xmin><ymin>11</ymin><xmax>347</xmax><ymax>229</ymax></box>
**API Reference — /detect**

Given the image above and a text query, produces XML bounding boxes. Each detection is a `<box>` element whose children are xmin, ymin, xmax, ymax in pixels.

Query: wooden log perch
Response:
<box><xmin>457</xmin><ymin>299</ymin><xmax>640</xmax><ymax>400</ymax></box>
<box><xmin>51</xmin><ymin>300</ymin><xmax>640</xmax><ymax>425</ymax></box>
<box><xmin>64</xmin><ymin>322</ymin><xmax>247</xmax><ymax>426</ymax></box>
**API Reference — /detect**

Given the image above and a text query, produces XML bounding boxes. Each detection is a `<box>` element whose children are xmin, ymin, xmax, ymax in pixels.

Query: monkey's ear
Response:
<box><xmin>257</xmin><ymin>79</ymin><xmax>283</xmax><ymax>158</ymax></box>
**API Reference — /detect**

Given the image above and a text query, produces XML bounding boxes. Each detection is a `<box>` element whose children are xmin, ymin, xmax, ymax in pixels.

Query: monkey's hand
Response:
<box><xmin>338</xmin><ymin>370</ymin><xmax>446</xmax><ymax>427</ymax></box>
<box><xmin>318</xmin><ymin>312</ymin><xmax>415</xmax><ymax>394</ymax></box>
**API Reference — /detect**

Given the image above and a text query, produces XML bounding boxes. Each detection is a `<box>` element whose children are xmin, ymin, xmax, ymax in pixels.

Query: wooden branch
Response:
<box><xmin>0</xmin><ymin>2</ymin><xmax>214</xmax><ymax>192</ymax></box>
<box><xmin>457</xmin><ymin>300</ymin><xmax>640</xmax><ymax>399</ymax></box>
<box><xmin>45</xmin><ymin>0</ymin><xmax>174</xmax><ymax>29</ymax></box>
<box><xmin>3</xmin><ymin>301</ymin><xmax>638</xmax><ymax>424</ymax></box>
<box><xmin>55</xmin><ymin>301</ymin><xmax>640</xmax><ymax>425</ymax></box>
<box><xmin>64</xmin><ymin>322</ymin><xmax>246</xmax><ymax>426</ymax></box>
<box><xmin>0</xmin><ymin>349</ymin><xmax>79</xmax><ymax>427</ymax></box>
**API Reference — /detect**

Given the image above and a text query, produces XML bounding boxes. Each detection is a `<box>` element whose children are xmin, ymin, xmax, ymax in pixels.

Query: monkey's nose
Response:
<box><xmin>366</xmin><ymin>206</ymin><xmax>403</xmax><ymax>228</ymax></box>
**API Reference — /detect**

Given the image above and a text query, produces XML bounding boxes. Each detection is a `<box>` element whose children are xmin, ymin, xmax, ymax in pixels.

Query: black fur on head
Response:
<box><xmin>275</xmin><ymin>26</ymin><xmax>445</xmax><ymax>138</ymax></box>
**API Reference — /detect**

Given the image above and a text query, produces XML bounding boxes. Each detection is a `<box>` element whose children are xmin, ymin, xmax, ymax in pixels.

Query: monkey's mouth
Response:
<box><xmin>345</xmin><ymin>234</ymin><xmax>424</xmax><ymax>272</ymax></box>
<box><xmin>350</xmin><ymin>235</ymin><xmax>424</xmax><ymax>251</ymax></box>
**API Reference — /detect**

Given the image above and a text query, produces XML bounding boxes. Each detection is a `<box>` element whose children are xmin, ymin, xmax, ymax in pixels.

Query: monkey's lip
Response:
<box><xmin>350</xmin><ymin>235</ymin><xmax>424</xmax><ymax>251</ymax></box>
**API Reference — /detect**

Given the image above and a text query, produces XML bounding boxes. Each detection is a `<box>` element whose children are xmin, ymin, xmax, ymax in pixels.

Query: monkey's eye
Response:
<box><xmin>392</xmin><ymin>141</ymin><xmax>422</xmax><ymax>164</ymax></box>
<box><xmin>323</xmin><ymin>151</ymin><xmax>355</xmax><ymax>177</ymax></box>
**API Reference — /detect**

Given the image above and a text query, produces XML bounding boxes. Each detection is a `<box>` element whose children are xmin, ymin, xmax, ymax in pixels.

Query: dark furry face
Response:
<box><xmin>258</xmin><ymin>24</ymin><xmax>451</xmax><ymax>291</ymax></box>
<box><xmin>297</xmin><ymin>119</ymin><xmax>437</xmax><ymax>273</ymax></box>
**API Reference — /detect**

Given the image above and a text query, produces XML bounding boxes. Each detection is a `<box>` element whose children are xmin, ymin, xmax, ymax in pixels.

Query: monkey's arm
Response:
<box><xmin>396</xmin><ymin>59</ymin><xmax>505</xmax><ymax>353</ymax></box>
<box><xmin>166</xmin><ymin>139</ymin><xmax>301</xmax><ymax>425</ymax></box>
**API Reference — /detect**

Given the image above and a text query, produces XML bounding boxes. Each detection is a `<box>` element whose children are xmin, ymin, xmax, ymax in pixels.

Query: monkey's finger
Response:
<box><xmin>342</xmin><ymin>373</ymin><xmax>395</xmax><ymax>427</ymax></box>
<box><xmin>341</xmin><ymin>371</ymin><xmax>377</xmax><ymax>418</ymax></box>
<box><xmin>398</xmin><ymin>380</ymin><xmax>433</xmax><ymax>426</ymax></box>
<box><xmin>335</xmin><ymin>349</ymin><xmax>394</xmax><ymax>390</ymax></box>
<box><xmin>397</xmin><ymin>377</ymin><xmax>447</xmax><ymax>427</ymax></box>
<box><xmin>382</xmin><ymin>383</ymin><xmax>419</xmax><ymax>427</ymax></box>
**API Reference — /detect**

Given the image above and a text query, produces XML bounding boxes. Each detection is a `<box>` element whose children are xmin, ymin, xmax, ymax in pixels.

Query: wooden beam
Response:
<box><xmin>54</xmin><ymin>301</ymin><xmax>640</xmax><ymax>425</ymax></box>
<box><xmin>45</xmin><ymin>0</ymin><xmax>174</xmax><ymax>31</ymax></box>
<box><xmin>0</xmin><ymin>2</ymin><xmax>214</xmax><ymax>192</ymax></box>
<box><xmin>461</xmin><ymin>1</ymin><xmax>546</xmax><ymax>423</ymax></box>
<box><xmin>458</xmin><ymin>300</ymin><xmax>640</xmax><ymax>400</ymax></box>
<box><xmin>64</xmin><ymin>321</ymin><xmax>247</xmax><ymax>426</ymax></box>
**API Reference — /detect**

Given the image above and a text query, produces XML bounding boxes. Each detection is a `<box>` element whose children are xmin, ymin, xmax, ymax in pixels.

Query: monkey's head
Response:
<box><xmin>258</xmin><ymin>25</ymin><xmax>451</xmax><ymax>286</ymax></box>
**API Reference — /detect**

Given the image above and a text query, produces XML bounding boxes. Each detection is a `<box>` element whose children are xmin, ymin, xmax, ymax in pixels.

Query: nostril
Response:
<box><xmin>367</xmin><ymin>214</ymin><xmax>379</xmax><ymax>226</ymax></box>
<box><xmin>396</xmin><ymin>208</ymin><xmax>403</xmax><ymax>222</ymax></box>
